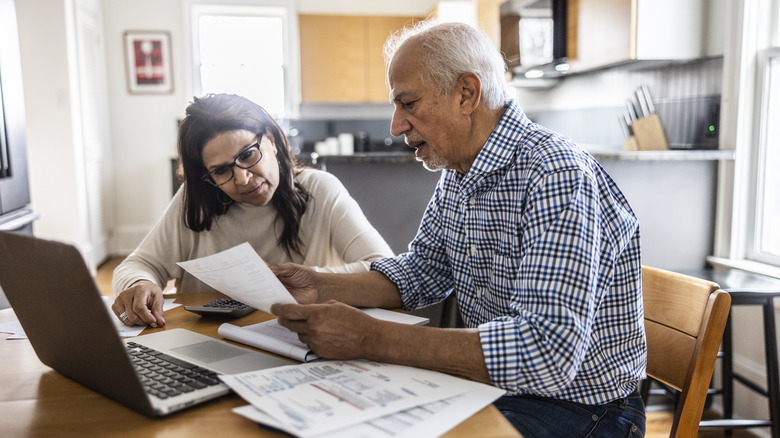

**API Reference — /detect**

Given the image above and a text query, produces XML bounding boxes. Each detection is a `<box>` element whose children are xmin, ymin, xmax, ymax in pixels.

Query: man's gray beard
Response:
<box><xmin>416</xmin><ymin>152</ymin><xmax>447</xmax><ymax>172</ymax></box>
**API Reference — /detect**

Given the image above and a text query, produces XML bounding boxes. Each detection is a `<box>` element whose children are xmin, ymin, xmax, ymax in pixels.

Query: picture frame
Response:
<box><xmin>123</xmin><ymin>31</ymin><xmax>173</xmax><ymax>94</ymax></box>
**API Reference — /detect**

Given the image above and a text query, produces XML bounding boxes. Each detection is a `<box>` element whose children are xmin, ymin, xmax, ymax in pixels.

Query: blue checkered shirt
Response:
<box><xmin>372</xmin><ymin>100</ymin><xmax>646</xmax><ymax>405</ymax></box>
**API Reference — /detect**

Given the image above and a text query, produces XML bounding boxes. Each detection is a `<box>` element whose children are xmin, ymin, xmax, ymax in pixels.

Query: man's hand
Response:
<box><xmin>111</xmin><ymin>280</ymin><xmax>165</xmax><ymax>327</ymax></box>
<box><xmin>271</xmin><ymin>301</ymin><xmax>378</xmax><ymax>359</ymax></box>
<box><xmin>270</xmin><ymin>263</ymin><xmax>321</xmax><ymax>304</ymax></box>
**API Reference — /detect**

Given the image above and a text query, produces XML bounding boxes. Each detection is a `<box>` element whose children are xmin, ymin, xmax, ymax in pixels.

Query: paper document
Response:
<box><xmin>219</xmin><ymin>318</ymin><xmax>318</xmax><ymax>362</ymax></box>
<box><xmin>219</xmin><ymin>359</ymin><xmax>504</xmax><ymax>437</ymax></box>
<box><xmin>177</xmin><ymin>242</ymin><xmax>296</xmax><ymax>313</ymax></box>
<box><xmin>218</xmin><ymin>308</ymin><xmax>429</xmax><ymax>362</ymax></box>
<box><xmin>234</xmin><ymin>385</ymin><xmax>503</xmax><ymax>438</ymax></box>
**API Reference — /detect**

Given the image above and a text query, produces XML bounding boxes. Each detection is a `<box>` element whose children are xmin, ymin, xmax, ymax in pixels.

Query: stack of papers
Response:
<box><xmin>221</xmin><ymin>359</ymin><xmax>505</xmax><ymax>438</ymax></box>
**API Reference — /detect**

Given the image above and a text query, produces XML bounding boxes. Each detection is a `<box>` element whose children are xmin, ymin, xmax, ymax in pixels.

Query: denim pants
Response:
<box><xmin>493</xmin><ymin>391</ymin><xmax>645</xmax><ymax>438</ymax></box>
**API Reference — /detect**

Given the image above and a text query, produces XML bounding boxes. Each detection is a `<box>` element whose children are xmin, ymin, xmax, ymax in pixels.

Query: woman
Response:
<box><xmin>112</xmin><ymin>94</ymin><xmax>393</xmax><ymax>327</ymax></box>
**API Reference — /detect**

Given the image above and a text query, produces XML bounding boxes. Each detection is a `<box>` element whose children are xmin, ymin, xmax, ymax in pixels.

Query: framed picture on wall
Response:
<box><xmin>123</xmin><ymin>31</ymin><xmax>173</xmax><ymax>94</ymax></box>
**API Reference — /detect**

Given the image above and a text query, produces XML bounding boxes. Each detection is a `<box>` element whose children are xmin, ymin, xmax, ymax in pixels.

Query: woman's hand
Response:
<box><xmin>270</xmin><ymin>263</ymin><xmax>321</xmax><ymax>304</ymax></box>
<box><xmin>111</xmin><ymin>280</ymin><xmax>166</xmax><ymax>327</ymax></box>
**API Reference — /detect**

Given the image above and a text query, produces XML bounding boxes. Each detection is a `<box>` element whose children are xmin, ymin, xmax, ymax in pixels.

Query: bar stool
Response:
<box><xmin>676</xmin><ymin>267</ymin><xmax>780</xmax><ymax>438</ymax></box>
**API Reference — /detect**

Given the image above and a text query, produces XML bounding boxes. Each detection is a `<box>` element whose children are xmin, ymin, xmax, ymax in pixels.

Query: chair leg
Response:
<box><xmin>640</xmin><ymin>378</ymin><xmax>651</xmax><ymax>404</ymax></box>
<box><xmin>723</xmin><ymin>312</ymin><xmax>734</xmax><ymax>435</ymax></box>
<box><xmin>761</xmin><ymin>300</ymin><xmax>780</xmax><ymax>438</ymax></box>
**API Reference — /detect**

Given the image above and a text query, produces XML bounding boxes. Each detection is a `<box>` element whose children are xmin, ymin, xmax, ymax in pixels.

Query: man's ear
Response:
<box><xmin>457</xmin><ymin>72</ymin><xmax>481</xmax><ymax>115</ymax></box>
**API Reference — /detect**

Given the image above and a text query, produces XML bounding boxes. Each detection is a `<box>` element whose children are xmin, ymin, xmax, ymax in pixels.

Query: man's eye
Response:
<box><xmin>402</xmin><ymin>100</ymin><xmax>417</xmax><ymax>109</ymax></box>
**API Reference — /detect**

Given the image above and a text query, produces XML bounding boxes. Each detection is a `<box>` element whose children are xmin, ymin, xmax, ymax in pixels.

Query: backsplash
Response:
<box><xmin>519</xmin><ymin>57</ymin><xmax>724</xmax><ymax>151</ymax></box>
<box><xmin>528</xmin><ymin>95</ymin><xmax>720</xmax><ymax>150</ymax></box>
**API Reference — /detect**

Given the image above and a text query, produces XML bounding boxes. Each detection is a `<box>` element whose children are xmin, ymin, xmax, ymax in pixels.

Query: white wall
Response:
<box><xmin>16</xmin><ymin>0</ymin><xmax>88</xmax><ymax>250</ymax></box>
<box><xmin>101</xmin><ymin>0</ymin><xmax>190</xmax><ymax>253</ymax></box>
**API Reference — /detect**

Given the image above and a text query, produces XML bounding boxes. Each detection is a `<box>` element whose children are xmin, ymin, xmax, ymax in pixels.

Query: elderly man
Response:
<box><xmin>271</xmin><ymin>20</ymin><xmax>646</xmax><ymax>437</ymax></box>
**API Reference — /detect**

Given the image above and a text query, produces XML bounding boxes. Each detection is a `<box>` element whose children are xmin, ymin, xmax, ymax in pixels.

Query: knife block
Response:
<box><xmin>622</xmin><ymin>136</ymin><xmax>639</xmax><ymax>151</ymax></box>
<box><xmin>631</xmin><ymin>114</ymin><xmax>669</xmax><ymax>151</ymax></box>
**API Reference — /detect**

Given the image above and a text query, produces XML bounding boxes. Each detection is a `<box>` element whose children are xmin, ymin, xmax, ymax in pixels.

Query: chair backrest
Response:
<box><xmin>642</xmin><ymin>265</ymin><xmax>731</xmax><ymax>437</ymax></box>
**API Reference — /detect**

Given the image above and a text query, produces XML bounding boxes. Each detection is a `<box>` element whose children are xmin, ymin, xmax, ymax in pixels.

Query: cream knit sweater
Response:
<box><xmin>112</xmin><ymin>169</ymin><xmax>394</xmax><ymax>294</ymax></box>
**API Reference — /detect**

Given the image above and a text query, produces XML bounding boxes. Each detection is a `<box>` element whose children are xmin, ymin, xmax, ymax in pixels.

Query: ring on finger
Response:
<box><xmin>120</xmin><ymin>311</ymin><xmax>129</xmax><ymax>322</ymax></box>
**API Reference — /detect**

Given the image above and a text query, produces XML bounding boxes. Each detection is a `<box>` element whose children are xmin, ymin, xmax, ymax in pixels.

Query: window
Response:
<box><xmin>748</xmin><ymin>49</ymin><xmax>780</xmax><ymax>265</ymax></box>
<box><xmin>187</xmin><ymin>3</ymin><xmax>299</xmax><ymax>119</ymax></box>
<box><xmin>712</xmin><ymin>0</ymin><xmax>780</xmax><ymax>275</ymax></box>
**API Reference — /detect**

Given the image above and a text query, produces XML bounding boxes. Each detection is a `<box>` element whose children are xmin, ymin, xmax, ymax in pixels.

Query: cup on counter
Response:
<box><xmin>338</xmin><ymin>133</ymin><xmax>354</xmax><ymax>155</ymax></box>
<box><xmin>314</xmin><ymin>141</ymin><xmax>328</xmax><ymax>155</ymax></box>
<box><xmin>315</xmin><ymin>137</ymin><xmax>340</xmax><ymax>155</ymax></box>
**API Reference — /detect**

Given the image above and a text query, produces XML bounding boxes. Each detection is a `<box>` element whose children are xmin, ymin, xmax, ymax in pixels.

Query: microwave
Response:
<box><xmin>500</xmin><ymin>0</ymin><xmax>567</xmax><ymax>73</ymax></box>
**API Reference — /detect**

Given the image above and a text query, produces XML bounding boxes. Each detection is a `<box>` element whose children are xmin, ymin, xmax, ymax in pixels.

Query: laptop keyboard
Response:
<box><xmin>126</xmin><ymin>342</ymin><xmax>223</xmax><ymax>400</ymax></box>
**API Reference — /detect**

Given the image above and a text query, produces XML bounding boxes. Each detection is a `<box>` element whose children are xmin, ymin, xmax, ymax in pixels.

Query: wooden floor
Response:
<box><xmin>96</xmin><ymin>257</ymin><xmax>763</xmax><ymax>438</ymax></box>
<box><xmin>645</xmin><ymin>408</ymin><xmax>760</xmax><ymax>437</ymax></box>
<box><xmin>95</xmin><ymin>256</ymin><xmax>123</xmax><ymax>296</ymax></box>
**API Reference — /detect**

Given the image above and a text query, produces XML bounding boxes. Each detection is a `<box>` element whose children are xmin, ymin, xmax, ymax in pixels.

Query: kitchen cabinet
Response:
<box><xmin>299</xmin><ymin>14</ymin><xmax>416</xmax><ymax>103</ymax></box>
<box><xmin>569</xmin><ymin>0</ymin><xmax>713</xmax><ymax>72</ymax></box>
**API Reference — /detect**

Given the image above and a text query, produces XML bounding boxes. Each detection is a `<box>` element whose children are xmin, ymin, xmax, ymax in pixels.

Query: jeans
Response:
<box><xmin>493</xmin><ymin>391</ymin><xmax>645</xmax><ymax>438</ymax></box>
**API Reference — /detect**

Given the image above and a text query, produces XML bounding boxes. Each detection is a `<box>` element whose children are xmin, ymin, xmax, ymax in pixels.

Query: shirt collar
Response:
<box><xmin>460</xmin><ymin>100</ymin><xmax>530</xmax><ymax>180</ymax></box>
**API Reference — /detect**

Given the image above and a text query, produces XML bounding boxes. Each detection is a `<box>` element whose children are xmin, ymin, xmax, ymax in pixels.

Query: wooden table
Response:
<box><xmin>0</xmin><ymin>292</ymin><xmax>520</xmax><ymax>437</ymax></box>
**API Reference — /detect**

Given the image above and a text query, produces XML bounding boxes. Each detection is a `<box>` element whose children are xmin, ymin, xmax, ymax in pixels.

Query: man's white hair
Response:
<box><xmin>384</xmin><ymin>20</ymin><xmax>510</xmax><ymax>110</ymax></box>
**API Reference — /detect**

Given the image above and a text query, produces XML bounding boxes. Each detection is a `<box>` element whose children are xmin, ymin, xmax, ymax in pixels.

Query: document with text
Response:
<box><xmin>176</xmin><ymin>242</ymin><xmax>296</xmax><ymax>313</ymax></box>
<box><xmin>233</xmin><ymin>385</ymin><xmax>503</xmax><ymax>438</ymax></box>
<box><xmin>219</xmin><ymin>359</ymin><xmax>505</xmax><ymax>438</ymax></box>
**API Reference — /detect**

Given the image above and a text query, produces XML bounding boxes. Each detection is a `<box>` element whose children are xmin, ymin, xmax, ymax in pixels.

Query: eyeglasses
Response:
<box><xmin>202</xmin><ymin>135</ymin><xmax>264</xmax><ymax>187</ymax></box>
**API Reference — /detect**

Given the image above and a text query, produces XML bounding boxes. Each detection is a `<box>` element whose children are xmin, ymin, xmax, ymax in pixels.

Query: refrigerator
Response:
<box><xmin>0</xmin><ymin>0</ymin><xmax>38</xmax><ymax>308</ymax></box>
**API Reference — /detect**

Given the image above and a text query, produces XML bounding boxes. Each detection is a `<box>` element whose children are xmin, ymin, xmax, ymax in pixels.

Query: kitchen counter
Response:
<box><xmin>301</xmin><ymin>148</ymin><xmax>735</xmax><ymax>167</ymax></box>
<box><xmin>585</xmin><ymin>148</ymin><xmax>734</xmax><ymax>161</ymax></box>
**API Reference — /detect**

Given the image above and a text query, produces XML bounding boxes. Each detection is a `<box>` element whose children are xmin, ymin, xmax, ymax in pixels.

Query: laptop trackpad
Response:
<box><xmin>171</xmin><ymin>340</ymin><xmax>247</xmax><ymax>364</ymax></box>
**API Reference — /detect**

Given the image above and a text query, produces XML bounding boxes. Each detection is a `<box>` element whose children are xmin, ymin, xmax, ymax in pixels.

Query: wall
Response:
<box><xmin>101</xmin><ymin>0</ymin><xmax>190</xmax><ymax>253</ymax></box>
<box><xmin>15</xmin><ymin>0</ymin><xmax>87</xmax><ymax>251</ymax></box>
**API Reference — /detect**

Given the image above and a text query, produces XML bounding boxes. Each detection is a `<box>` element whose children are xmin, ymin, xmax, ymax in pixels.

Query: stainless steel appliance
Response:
<box><xmin>0</xmin><ymin>0</ymin><xmax>38</xmax><ymax>308</ymax></box>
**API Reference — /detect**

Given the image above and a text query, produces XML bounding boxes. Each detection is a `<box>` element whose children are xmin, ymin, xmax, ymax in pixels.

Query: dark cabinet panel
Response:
<box><xmin>0</xmin><ymin>0</ymin><xmax>31</xmax><ymax>219</ymax></box>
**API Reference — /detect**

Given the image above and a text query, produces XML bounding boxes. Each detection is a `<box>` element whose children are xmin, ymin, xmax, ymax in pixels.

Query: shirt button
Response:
<box><xmin>476</xmin><ymin>290</ymin><xmax>482</xmax><ymax>300</ymax></box>
<box><xmin>469</xmin><ymin>197</ymin><xmax>476</xmax><ymax>205</ymax></box>
<box><xmin>591</xmin><ymin>414</ymin><xmax>598</xmax><ymax>421</ymax></box>
<box><xmin>470</xmin><ymin>245</ymin><xmax>477</xmax><ymax>256</ymax></box>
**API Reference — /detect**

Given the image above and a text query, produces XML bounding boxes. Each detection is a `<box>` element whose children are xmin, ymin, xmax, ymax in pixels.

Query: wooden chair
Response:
<box><xmin>641</xmin><ymin>265</ymin><xmax>731</xmax><ymax>437</ymax></box>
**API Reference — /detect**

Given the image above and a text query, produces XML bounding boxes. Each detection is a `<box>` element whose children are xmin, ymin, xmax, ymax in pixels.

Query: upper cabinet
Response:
<box><xmin>299</xmin><ymin>15</ymin><xmax>417</xmax><ymax>103</ymax></box>
<box><xmin>502</xmin><ymin>0</ymin><xmax>725</xmax><ymax>81</ymax></box>
<box><xmin>568</xmin><ymin>0</ymin><xmax>723</xmax><ymax>72</ymax></box>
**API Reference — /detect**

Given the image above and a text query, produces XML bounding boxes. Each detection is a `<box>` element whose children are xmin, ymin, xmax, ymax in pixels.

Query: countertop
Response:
<box><xmin>300</xmin><ymin>149</ymin><xmax>735</xmax><ymax>165</ymax></box>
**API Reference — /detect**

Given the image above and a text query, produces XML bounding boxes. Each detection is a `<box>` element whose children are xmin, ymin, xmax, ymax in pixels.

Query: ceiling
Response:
<box><xmin>296</xmin><ymin>0</ymin><xmax>443</xmax><ymax>16</ymax></box>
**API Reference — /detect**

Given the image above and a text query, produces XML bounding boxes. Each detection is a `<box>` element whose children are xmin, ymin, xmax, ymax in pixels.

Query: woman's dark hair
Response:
<box><xmin>177</xmin><ymin>93</ymin><xmax>310</xmax><ymax>258</ymax></box>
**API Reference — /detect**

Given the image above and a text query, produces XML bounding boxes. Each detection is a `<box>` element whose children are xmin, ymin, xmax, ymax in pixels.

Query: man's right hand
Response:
<box><xmin>269</xmin><ymin>263</ymin><xmax>321</xmax><ymax>304</ymax></box>
<box><xmin>111</xmin><ymin>280</ymin><xmax>165</xmax><ymax>327</ymax></box>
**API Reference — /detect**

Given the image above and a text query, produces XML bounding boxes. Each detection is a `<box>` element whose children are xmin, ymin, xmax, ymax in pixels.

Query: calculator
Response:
<box><xmin>183</xmin><ymin>298</ymin><xmax>255</xmax><ymax>317</ymax></box>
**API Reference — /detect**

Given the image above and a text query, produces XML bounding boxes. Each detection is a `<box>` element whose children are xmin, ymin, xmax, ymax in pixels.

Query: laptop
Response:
<box><xmin>0</xmin><ymin>231</ymin><xmax>294</xmax><ymax>417</ymax></box>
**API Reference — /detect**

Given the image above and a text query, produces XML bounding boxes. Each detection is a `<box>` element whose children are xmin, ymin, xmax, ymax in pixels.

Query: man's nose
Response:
<box><xmin>390</xmin><ymin>108</ymin><xmax>411</xmax><ymax>137</ymax></box>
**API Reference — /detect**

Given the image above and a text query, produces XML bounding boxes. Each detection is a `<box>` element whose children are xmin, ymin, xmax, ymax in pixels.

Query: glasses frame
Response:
<box><xmin>202</xmin><ymin>135</ymin><xmax>264</xmax><ymax>187</ymax></box>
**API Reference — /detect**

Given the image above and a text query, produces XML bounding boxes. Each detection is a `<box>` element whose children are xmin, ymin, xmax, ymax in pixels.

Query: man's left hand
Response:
<box><xmin>271</xmin><ymin>301</ymin><xmax>377</xmax><ymax>359</ymax></box>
